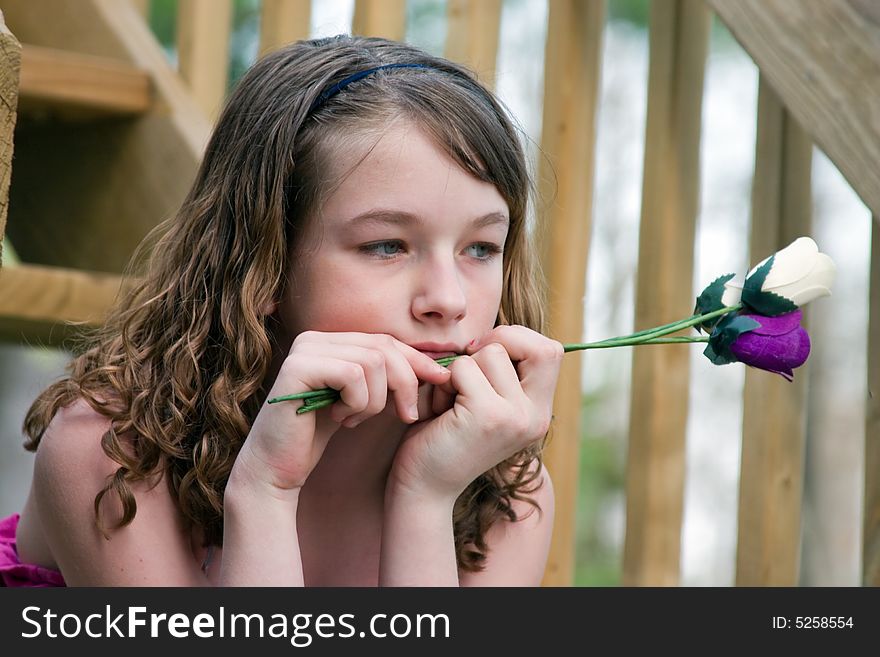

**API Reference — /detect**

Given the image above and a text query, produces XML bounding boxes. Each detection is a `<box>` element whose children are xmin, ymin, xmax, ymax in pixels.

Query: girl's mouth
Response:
<box><xmin>418</xmin><ymin>351</ymin><xmax>457</xmax><ymax>359</ymax></box>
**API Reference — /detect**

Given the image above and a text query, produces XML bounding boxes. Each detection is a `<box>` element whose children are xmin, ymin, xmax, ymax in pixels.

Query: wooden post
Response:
<box><xmin>130</xmin><ymin>0</ymin><xmax>150</xmax><ymax>19</ymax></box>
<box><xmin>444</xmin><ymin>0</ymin><xmax>502</xmax><ymax>89</ymax></box>
<box><xmin>352</xmin><ymin>0</ymin><xmax>406</xmax><ymax>41</ymax></box>
<box><xmin>866</xmin><ymin>217</ymin><xmax>880</xmax><ymax>586</ymax></box>
<box><xmin>734</xmin><ymin>77</ymin><xmax>812</xmax><ymax>586</ymax></box>
<box><xmin>0</xmin><ymin>12</ymin><xmax>20</xmax><ymax>267</ymax></box>
<box><xmin>259</xmin><ymin>0</ymin><xmax>311</xmax><ymax>58</ymax></box>
<box><xmin>536</xmin><ymin>0</ymin><xmax>605</xmax><ymax>587</ymax></box>
<box><xmin>176</xmin><ymin>0</ymin><xmax>232</xmax><ymax>121</ymax></box>
<box><xmin>622</xmin><ymin>0</ymin><xmax>710</xmax><ymax>586</ymax></box>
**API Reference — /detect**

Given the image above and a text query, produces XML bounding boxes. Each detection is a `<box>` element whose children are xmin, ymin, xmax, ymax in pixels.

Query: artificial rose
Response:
<box><xmin>704</xmin><ymin>309</ymin><xmax>810</xmax><ymax>381</ymax></box>
<box><xmin>721</xmin><ymin>237</ymin><xmax>836</xmax><ymax>311</ymax></box>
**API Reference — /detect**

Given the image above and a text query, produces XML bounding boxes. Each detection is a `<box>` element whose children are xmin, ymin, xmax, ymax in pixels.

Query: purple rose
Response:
<box><xmin>729</xmin><ymin>310</ymin><xmax>811</xmax><ymax>381</ymax></box>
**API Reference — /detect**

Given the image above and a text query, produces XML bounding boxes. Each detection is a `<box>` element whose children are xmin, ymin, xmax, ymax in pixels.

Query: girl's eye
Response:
<box><xmin>360</xmin><ymin>240</ymin><xmax>404</xmax><ymax>258</ymax></box>
<box><xmin>465</xmin><ymin>243</ymin><xmax>503</xmax><ymax>261</ymax></box>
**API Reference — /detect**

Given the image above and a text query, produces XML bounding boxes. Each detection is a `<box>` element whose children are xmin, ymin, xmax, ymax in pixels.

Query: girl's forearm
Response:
<box><xmin>219</xmin><ymin>467</ymin><xmax>305</xmax><ymax>586</ymax></box>
<box><xmin>379</xmin><ymin>482</ymin><xmax>460</xmax><ymax>586</ymax></box>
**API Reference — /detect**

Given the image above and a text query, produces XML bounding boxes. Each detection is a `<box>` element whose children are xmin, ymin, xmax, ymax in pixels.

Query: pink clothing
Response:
<box><xmin>0</xmin><ymin>514</ymin><xmax>65</xmax><ymax>587</ymax></box>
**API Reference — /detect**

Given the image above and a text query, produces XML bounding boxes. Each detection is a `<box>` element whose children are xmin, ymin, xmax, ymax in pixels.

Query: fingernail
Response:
<box><xmin>408</xmin><ymin>404</ymin><xmax>419</xmax><ymax>421</ymax></box>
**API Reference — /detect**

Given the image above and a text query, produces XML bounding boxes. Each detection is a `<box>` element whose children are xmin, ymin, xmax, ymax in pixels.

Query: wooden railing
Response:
<box><xmin>1</xmin><ymin>0</ymin><xmax>877</xmax><ymax>586</ymax></box>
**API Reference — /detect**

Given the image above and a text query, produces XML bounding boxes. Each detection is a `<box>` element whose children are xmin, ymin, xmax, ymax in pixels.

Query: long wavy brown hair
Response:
<box><xmin>23</xmin><ymin>35</ymin><xmax>551</xmax><ymax>573</ymax></box>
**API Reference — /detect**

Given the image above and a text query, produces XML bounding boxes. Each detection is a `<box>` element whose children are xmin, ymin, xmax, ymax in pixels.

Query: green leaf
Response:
<box><xmin>741</xmin><ymin>255</ymin><xmax>798</xmax><ymax>316</ymax></box>
<box><xmin>704</xmin><ymin>312</ymin><xmax>761</xmax><ymax>366</ymax></box>
<box><xmin>694</xmin><ymin>273</ymin><xmax>735</xmax><ymax>333</ymax></box>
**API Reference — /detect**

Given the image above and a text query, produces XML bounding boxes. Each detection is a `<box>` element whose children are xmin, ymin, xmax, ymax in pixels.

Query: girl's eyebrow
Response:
<box><xmin>341</xmin><ymin>209</ymin><xmax>509</xmax><ymax>230</ymax></box>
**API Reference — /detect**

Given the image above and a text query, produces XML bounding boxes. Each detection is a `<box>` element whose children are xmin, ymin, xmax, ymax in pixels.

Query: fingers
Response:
<box><xmin>467</xmin><ymin>342</ymin><xmax>525</xmax><ymax>400</ymax></box>
<box><xmin>292</xmin><ymin>344</ymin><xmax>388</xmax><ymax>426</ymax></box>
<box><xmin>288</xmin><ymin>332</ymin><xmax>451</xmax><ymax>425</ymax></box>
<box><xmin>465</xmin><ymin>325</ymin><xmax>563</xmax><ymax>406</ymax></box>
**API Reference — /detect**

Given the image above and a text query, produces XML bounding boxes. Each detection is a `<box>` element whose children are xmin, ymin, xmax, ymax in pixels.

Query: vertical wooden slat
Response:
<box><xmin>734</xmin><ymin>77</ymin><xmax>813</xmax><ymax>586</ymax></box>
<box><xmin>259</xmin><ymin>0</ymin><xmax>311</xmax><ymax>58</ymax></box>
<box><xmin>130</xmin><ymin>0</ymin><xmax>150</xmax><ymax>19</ymax></box>
<box><xmin>352</xmin><ymin>0</ymin><xmax>406</xmax><ymax>41</ymax></box>
<box><xmin>176</xmin><ymin>0</ymin><xmax>232</xmax><ymax>121</ymax></box>
<box><xmin>864</xmin><ymin>217</ymin><xmax>880</xmax><ymax>586</ymax></box>
<box><xmin>444</xmin><ymin>0</ymin><xmax>502</xmax><ymax>89</ymax></box>
<box><xmin>622</xmin><ymin>0</ymin><xmax>710</xmax><ymax>586</ymax></box>
<box><xmin>536</xmin><ymin>0</ymin><xmax>605</xmax><ymax>587</ymax></box>
<box><xmin>0</xmin><ymin>14</ymin><xmax>21</xmax><ymax>267</ymax></box>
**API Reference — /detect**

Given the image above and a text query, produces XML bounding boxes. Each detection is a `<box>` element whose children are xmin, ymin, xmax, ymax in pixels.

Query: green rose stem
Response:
<box><xmin>269</xmin><ymin>304</ymin><xmax>740</xmax><ymax>413</ymax></box>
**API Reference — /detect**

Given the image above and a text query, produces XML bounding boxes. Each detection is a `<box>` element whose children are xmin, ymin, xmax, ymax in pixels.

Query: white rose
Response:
<box><xmin>721</xmin><ymin>237</ymin><xmax>836</xmax><ymax>308</ymax></box>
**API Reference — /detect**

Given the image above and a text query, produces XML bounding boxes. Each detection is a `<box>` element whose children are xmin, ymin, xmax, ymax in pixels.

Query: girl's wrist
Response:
<box><xmin>384</xmin><ymin>470</ymin><xmax>460</xmax><ymax>511</ymax></box>
<box><xmin>227</xmin><ymin>448</ymin><xmax>303</xmax><ymax>507</ymax></box>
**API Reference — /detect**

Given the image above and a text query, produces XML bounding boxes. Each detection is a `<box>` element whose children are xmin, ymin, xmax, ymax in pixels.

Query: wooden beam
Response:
<box><xmin>866</xmin><ymin>217</ymin><xmax>880</xmax><ymax>585</ymax></box>
<box><xmin>259</xmin><ymin>0</ymin><xmax>311</xmax><ymax>58</ymax></box>
<box><xmin>352</xmin><ymin>0</ymin><xmax>406</xmax><ymax>41</ymax></box>
<box><xmin>177</xmin><ymin>0</ymin><xmax>232</xmax><ymax>122</ymax></box>
<box><xmin>707</xmin><ymin>0</ymin><xmax>880</xmax><ymax>218</ymax></box>
<box><xmin>623</xmin><ymin>0</ymin><xmax>710</xmax><ymax>586</ymax></box>
<box><xmin>735</xmin><ymin>77</ymin><xmax>812</xmax><ymax>586</ymax></box>
<box><xmin>444</xmin><ymin>0</ymin><xmax>502</xmax><ymax>89</ymax></box>
<box><xmin>18</xmin><ymin>45</ymin><xmax>151</xmax><ymax>116</ymax></box>
<box><xmin>536</xmin><ymin>0</ymin><xmax>605</xmax><ymax>587</ymax></box>
<box><xmin>0</xmin><ymin>263</ymin><xmax>128</xmax><ymax>345</ymax></box>
<box><xmin>0</xmin><ymin>13</ymin><xmax>21</xmax><ymax>266</ymax></box>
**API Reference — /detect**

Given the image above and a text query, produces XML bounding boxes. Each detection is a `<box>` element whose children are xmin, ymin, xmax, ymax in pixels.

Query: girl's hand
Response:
<box><xmin>388</xmin><ymin>325</ymin><xmax>563</xmax><ymax>499</ymax></box>
<box><xmin>233</xmin><ymin>331</ymin><xmax>452</xmax><ymax>494</ymax></box>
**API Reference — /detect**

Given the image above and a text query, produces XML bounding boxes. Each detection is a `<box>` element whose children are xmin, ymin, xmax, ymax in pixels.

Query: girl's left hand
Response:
<box><xmin>388</xmin><ymin>325</ymin><xmax>563</xmax><ymax>499</ymax></box>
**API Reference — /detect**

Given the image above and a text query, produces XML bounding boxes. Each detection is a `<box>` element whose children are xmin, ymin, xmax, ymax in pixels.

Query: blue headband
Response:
<box><xmin>308</xmin><ymin>63</ymin><xmax>432</xmax><ymax>113</ymax></box>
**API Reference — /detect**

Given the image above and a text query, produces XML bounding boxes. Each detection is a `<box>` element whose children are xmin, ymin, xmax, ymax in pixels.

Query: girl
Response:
<box><xmin>0</xmin><ymin>35</ymin><xmax>562</xmax><ymax>586</ymax></box>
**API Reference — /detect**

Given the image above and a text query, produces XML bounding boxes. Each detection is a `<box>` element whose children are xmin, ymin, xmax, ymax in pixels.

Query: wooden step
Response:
<box><xmin>0</xmin><ymin>263</ymin><xmax>129</xmax><ymax>345</ymax></box>
<box><xmin>18</xmin><ymin>44</ymin><xmax>152</xmax><ymax>118</ymax></box>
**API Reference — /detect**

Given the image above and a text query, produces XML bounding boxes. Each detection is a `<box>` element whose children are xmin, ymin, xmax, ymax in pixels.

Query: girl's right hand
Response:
<box><xmin>233</xmin><ymin>331</ymin><xmax>452</xmax><ymax>493</ymax></box>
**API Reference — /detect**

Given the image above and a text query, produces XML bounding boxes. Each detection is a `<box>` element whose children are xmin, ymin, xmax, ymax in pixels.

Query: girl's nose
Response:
<box><xmin>411</xmin><ymin>255</ymin><xmax>467</xmax><ymax>322</ymax></box>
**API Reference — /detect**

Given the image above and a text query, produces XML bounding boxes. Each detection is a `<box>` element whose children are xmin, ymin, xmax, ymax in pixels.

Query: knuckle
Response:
<box><xmin>543</xmin><ymin>340</ymin><xmax>564</xmax><ymax>362</ymax></box>
<box><xmin>292</xmin><ymin>330</ymin><xmax>317</xmax><ymax>347</ymax></box>
<box><xmin>364</xmin><ymin>350</ymin><xmax>385</xmax><ymax>369</ymax></box>
<box><xmin>344</xmin><ymin>362</ymin><xmax>365</xmax><ymax>382</ymax></box>
<box><xmin>484</xmin><ymin>342</ymin><xmax>508</xmax><ymax>357</ymax></box>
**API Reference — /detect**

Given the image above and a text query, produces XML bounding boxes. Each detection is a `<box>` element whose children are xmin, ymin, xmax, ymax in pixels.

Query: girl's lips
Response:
<box><xmin>419</xmin><ymin>351</ymin><xmax>457</xmax><ymax>359</ymax></box>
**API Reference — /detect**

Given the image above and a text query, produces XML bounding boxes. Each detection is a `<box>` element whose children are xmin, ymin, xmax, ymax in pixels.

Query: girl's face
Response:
<box><xmin>279</xmin><ymin>120</ymin><xmax>508</xmax><ymax>356</ymax></box>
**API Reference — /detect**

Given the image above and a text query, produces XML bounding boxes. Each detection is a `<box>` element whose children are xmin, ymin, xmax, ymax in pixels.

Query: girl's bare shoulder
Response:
<box><xmin>34</xmin><ymin>397</ymin><xmax>119</xmax><ymax>480</ymax></box>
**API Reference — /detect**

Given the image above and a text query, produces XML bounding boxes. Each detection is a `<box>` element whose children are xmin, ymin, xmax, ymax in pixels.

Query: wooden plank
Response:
<box><xmin>176</xmin><ymin>0</ymin><xmax>233</xmax><ymax>121</ymax></box>
<box><xmin>536</xmin><ymin>0</ymin><xmax>605</xmax><ymax>587</ymax></box>
<box><xmin>444</xmin><ymin>0</ymin><xmax>502</xmax><ymax>89</ymax></box>
<box><xmin>18</xmin><ymin>44</ymin><xmax>151</xmax><ymax>116</ymax></box>
<box><xmin>1</xmin><ymin>0</ymin><xmax>209</xmax><ymax>273</ymax></box>
<box><xmin>130</xmin><ymin>0</ymin><xmax>150</xmax><ymax>19</ymax></box>
<box><xmin>735</xmin><ymin>77</ymin><xmax>812</xmax><ymax>586</ymax></box>
<box><xmin>352</xmin><ymin>0</ymin><xmax>406</xmax><ymax>41</ymax></box>
<box><xmin>0</xmin><ymin>263</ymin><xmax>128</xmax><ymax>345</ymax></box>
<box><xmin>622</xmin><ymin>0</ymin><xmax>710</xmax><ymax>586</ymax></box>
<box><xmin>866</xmin><ymin>217</ymin><xmax>880</xmax><ymax>585</ymax></box>
<box><xmin>259</xmin><ymin>0</ymin><xmax>311</xmax><ymax>57</ymax></box>
<box><xmin>0</xmin><ymin>13</ymin><xmax>21</xmax><ymax>266</ymax></box>
<box><xmin>707</xmin><ymin>0</ymin><xmax>880</xmax><ymax>218</ymax></box>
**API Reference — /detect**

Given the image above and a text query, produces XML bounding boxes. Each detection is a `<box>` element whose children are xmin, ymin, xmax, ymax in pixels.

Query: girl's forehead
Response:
<box><xmin>322</xmin><ymin>121</ymin><xmax>508</xmax><ymax>224</ymax></box>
